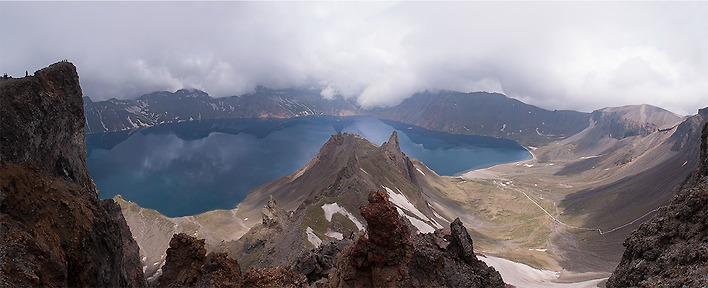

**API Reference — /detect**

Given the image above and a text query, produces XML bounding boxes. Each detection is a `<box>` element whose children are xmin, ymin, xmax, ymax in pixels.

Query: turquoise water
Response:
<box><xmin>87</xmin><ymin>116</ymin><xmax>530</xmax><ymax>217</ymax></box>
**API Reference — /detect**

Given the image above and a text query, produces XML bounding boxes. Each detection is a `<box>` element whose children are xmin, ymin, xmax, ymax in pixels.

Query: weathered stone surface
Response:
<box><xmin>328</xmin><ymin>190</ymin><xmax>506</xmax><ymax>288</ymax></box>
<box><xmin>156</xmin><ymin>233</ymin><xmax>307</xmax><ymax>288</ymax></box>
<box><xmin>0</xmin><ymin>62</ymin><xmax>146</xmax><ymax>287</ymax></box>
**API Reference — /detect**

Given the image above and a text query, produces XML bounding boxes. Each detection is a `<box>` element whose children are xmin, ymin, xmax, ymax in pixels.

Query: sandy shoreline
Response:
<box><xmin>460</xmin><ymin>145</ymin><xmax>537</xmax><ymax>179</ymax></box>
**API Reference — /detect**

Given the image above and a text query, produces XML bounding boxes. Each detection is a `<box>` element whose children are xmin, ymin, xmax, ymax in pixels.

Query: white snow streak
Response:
<box><xmin>325</xmin><ymin>231</ymin><xmax>344</xmax><ymax>240</ymax></box>
<box><xmin>416</xmin><ymin>167</ymin><xmax>426</xmax><ymax>175</ymax></box>
<box><xmin>321</xmin><ymin>203</ymin><xmax>364</xmax><ymax>231</ymax></box>
<box><xmin>383</xmin><ymin>186</ymin><xmax>428</xmax><ymax>221</ymax></box>
<box><xmin>306</xmin><ymin>227</ymin><xmax>322</xmax><ymax>247</ymax></box>
<box><xmin>397</xmin><ymin>207</ymin><xmax>436</xmax><ymax>234</ymax></box>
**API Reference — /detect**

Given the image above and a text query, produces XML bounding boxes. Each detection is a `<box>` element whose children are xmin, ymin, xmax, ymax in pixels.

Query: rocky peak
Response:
<box><xmin>1</xmin><ymin>61</ymin><xmax>145</xmax><ymax>287</ymax></box>
<box><xmin>1</xmin><ymin>61</ymin><xmax>93</xmax><ymax>192</ymax></box>
<box><xmin>358</xmin><ymin>189</ymin><xmax>412</xmax><ymax>254</ymax></box>
<box><xmin>380</xmin><ymin>130</ymin><xmax>417</xmax><ymax>180</ymax></box>
<box><xmin>590</xmin><ymin>105</ymin><xmax>682</xmax><ymax>140</ymax></box>
<box><xmin>447</xmin><ymin>218</ymin><xmax>478</xmax><ymax>264</ymax></box>
<box><xmin>329</xmin><ymin>190</ymin><xmax>414</xmax><ymax>287</ymax></box>
<box><xmin>262</xmin><ymin>195</ymin><xmax>287</xmax><ymax>228</ymax></box>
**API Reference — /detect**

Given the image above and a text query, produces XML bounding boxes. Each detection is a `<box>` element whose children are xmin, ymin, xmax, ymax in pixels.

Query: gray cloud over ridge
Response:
<box><xmin>1</xmin><ymin>2</ymin><xmax>706</xmax><ymax>115</ymax></box>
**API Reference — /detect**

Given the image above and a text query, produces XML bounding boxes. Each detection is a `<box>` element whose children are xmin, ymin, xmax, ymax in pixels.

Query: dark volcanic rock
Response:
<box><xmin>1</xmin><ymin>61</ymin><xmax>94</xmax><ymax>190</ymax></box>
<box><xmin>0</xmin><ymin>62</ymin><xmax>146</xmax><ymax>287</ymax></box>
<box><xmin>156</xmin><ymin>233</ymin><xmax>306</xmax><ymax>288</ymax></box>
<box><xmin>607</xmin><ymin>121</ymin><xmax>708</xmax><ymax>288</ymax></box>
<box><xmin>329</xmin><ymin>190</ymin><xmax>413</xmax><ymax>287</ymax></box>
<box><xmin>241</xmin><ymin>266</ymin><xmax>307</xmax><ymax>288</ymax></box>
<box><xmin>328</xmin><ymin>190</ymin><xmax>506</xmax><ymax>288</ymax></box>
<box><xmin>408</xmin><ymin>219</ymin><xmax>506</xmax><ymax>288</ymax></box>
<box><xmin>156</xmin><ymin>233</ymin><xmax>241</xmax><ymax>288</ymax></box>
<box><xmin>294</xmin><ymin>239</ymin><xmax>351</xmax><ymax>285</ymax></box>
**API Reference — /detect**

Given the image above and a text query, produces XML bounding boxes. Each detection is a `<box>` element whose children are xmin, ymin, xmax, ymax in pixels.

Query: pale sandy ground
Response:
<box><xmin>479</xmin><ymin>255</ymin><xmax>607</xmax><ymax>288</ymax></box>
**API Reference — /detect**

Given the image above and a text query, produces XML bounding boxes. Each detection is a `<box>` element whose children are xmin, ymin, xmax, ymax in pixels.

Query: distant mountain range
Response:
<box><xmin>84</xmin><ymin>87</ymin><xmax>359</xmax><ymax>134</ymax></box>
<box><xmin>85</xmin><ymin>88</ymin><xmax>597</xmax><ymax>145</ymax></box>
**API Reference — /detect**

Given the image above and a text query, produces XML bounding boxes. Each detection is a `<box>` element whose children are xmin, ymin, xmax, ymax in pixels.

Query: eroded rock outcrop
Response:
<box><xmin>155</xmin><ymin>233</ymin><xmax>241</xmax><ymax>288</ymax></box>
<box><xmin>408</xmin><ymin>219</ymin><xmax>506</xmax><ymax>287</ymax></box>
<box><xmin>607</xmin><ymin>121</ymin><xmax>708</xmax><ymax>287</ymax></box>
<box><xmin>0</xmin><ymin>62</ymin><xmax>146</xmax><ymax>287</ymax></box>
<box><xmin>329</xmin><ymin>189</ymin><xmax>414</xmax><ymax>287</ymax></box>
<box><xmin>328</xmin><ymin>190</ymin><xmax>506</xmax><ymax>288</ymax></box>
<box><xmin>156</xmin><ymin>233</ymin><xmax>306</xmax><ymax>288</ymax></box>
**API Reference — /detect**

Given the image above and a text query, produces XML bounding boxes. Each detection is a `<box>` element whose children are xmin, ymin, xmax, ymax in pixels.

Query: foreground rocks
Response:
<box><xmin>607</xmin><ymin>121</ymin><xmax>708</xmax><ymax>287</ymax></box>
<box><xmin>156</xmin><ymin>190</ymin><xmax>506</xmax><ymax>287</ymax></box>
<box><xmin>156</xmin><ymin>233</ymin><xmax>306</xmax><ymax>288</ymax></box>
<box><xmin>328</xmin><ymin>190</ymin><xmax>506</xmax><ymax>288</ymax></box>
<box><xmin>0</xmin><ymin>62</ymin><xmax>146</xmax><ymax>287</ymax></box>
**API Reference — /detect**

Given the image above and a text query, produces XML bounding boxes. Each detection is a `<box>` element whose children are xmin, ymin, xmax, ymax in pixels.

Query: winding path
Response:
<box><xmin>513</xmin><ymin>187</ymin><xmax>664</xmax><ymax>235</ymax></box>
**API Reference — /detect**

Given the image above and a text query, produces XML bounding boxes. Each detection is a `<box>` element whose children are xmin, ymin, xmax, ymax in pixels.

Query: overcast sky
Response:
<box><xmin>1</xmin><ymin>2</ymin><xmax>706</xmax><ymax>115</ymax></box>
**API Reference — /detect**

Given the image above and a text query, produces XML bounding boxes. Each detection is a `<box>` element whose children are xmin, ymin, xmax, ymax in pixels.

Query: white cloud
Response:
<box><xmin>1</xmin><ymin>2</ymin><xmax>706</xmax><ymax>115</ymax></box>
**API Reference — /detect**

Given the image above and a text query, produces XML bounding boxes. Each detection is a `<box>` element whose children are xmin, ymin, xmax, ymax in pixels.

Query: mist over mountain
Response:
<box><xmin>4</xmin><ymin>61</ymin><xmax>707</xmax><ymax>287</ymax></box>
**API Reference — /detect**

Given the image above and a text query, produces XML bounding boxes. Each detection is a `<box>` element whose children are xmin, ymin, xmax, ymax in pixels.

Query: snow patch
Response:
<box><xmin>306</xmin><ymin>227</ymin><xmax>322</xmax><ymax>247</ymax></box>
<box><xmin>125</xmin><ymin>105</ymin><xmax>142</xmax><ymax>114</ymax></box>
<box><xmin>416</xmin><ymin>167</ymin><xmax>426</xmax><ymax>175</ymax></box>
<box><xmin>580</xmin><ymin>155</ymin><xmax>601</xmax><ymax>160</ymax></box>
<box><xmin>325</xmin><ymin>231</ymin><xmax>344</xmax><ymax>240</ymax></box>
<box><xmin>479</xmin><ymin>255</ymin><xmax>606</xmax><ymax>288</ymax></box>
<box><xmin>383</xmin><ymin>186</ymin><xmax>428</xmax><ymax>221</ymax></box>
<box><xmin>321</xmin><ymin>203</ymin><xmax>364</xmax><ymax>231</ymax></box>
<box><xmin>126</xmin><ymin>116</ymin><xmax>139</xmax><ymax>128</ymax></box>
<box><xmin>397</xmin><ymin>207</ymin><xmax>436</xmax><ymax>234</ymax></box>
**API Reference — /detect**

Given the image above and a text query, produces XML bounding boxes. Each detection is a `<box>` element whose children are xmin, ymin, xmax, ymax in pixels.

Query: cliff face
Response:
<box><xmin>607</xmin><ymin>121</ymin><xmax>708</xmax><ymax>287</ymax></box>
<box><xmin>0</xmin><ymin>62</ymin><xmax>146</xmax><ymax>287</ymax></box>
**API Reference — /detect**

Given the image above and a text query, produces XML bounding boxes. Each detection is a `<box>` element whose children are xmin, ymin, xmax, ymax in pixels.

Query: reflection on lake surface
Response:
<box><xmin>87</xmin><ymin>116</ymin><xmax>530</xmax><ymax>217</ymax></box>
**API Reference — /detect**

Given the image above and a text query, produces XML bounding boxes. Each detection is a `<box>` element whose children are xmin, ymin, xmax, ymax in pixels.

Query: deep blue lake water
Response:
<box><xmin>87</xmin><ymin>116</ymin><xmax>530</xmax><ymax>217</ymax></box>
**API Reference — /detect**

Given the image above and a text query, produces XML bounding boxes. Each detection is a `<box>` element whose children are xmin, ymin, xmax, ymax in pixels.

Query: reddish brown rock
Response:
<box><xmin>328</xmin><ymin>190</ymin><xmax>506</xmax><ymax>288</ymax></box>
<box><xmin>241</xmin><ymin>266</ymin><xmax>307</xmax><ymax>288</ymax></box>
<box><xmin>0</xmin><ymin>62</ymin><xmax>145</xmax><ymax>287</ymax></box>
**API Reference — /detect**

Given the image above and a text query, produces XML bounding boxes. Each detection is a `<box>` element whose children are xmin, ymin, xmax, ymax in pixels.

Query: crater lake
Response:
<box><xmin>87</xmin><ymin>116</ymin><xmax>531</xmax><ymax>217</ymax></box>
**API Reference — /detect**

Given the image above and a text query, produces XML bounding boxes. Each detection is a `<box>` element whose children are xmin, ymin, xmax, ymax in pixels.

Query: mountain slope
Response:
<box><xmin>114</xmin><ymin>195</ymin><xmax>248</xmax><ymax>283</ymax></box>
<box><xmin>222</xmin><ymin>131</ymin><xmax>474</xmax><ymax>270</ymax></box>
<box><xmin>607</xmin><ymin>120</ymin><xmax>708</xmax><ymax>287</ymax></box>
<box><xmin>0</xmin><ymin>62</ymin><xmax>146</xmax><ymax>287</ymax></box>
<box><xmin>376</xmin><ymin>90</ymin><xmax>591</xmax><ymax>146</ymax></box>
<box><xmin>84</xmin><ymin>87</ymin><xmax>359</xmax><ymax>133</ymax></box>
<box><xmin>554</xmin><ymin>107</ymin><xmax>705</xmax><ymax>271</ymax></box>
